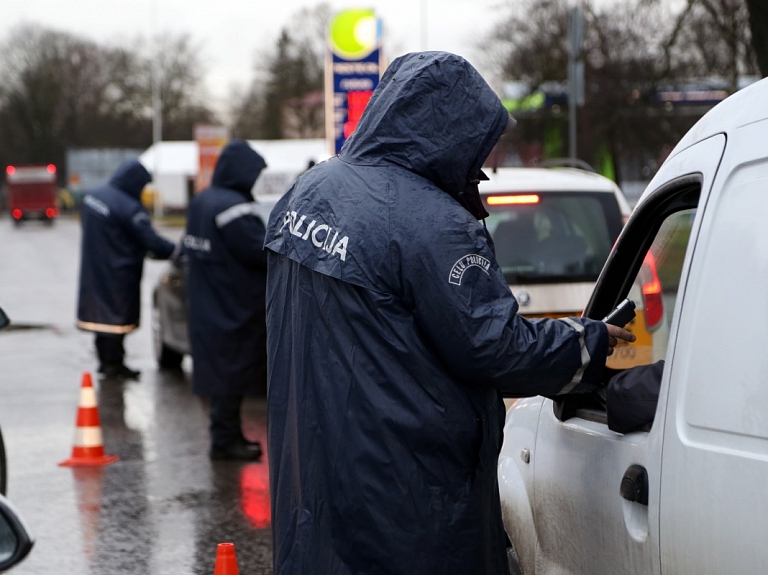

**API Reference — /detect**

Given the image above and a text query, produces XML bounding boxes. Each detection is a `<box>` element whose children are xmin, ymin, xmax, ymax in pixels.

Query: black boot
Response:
<box><xmin>209</xmin><ymin>439</ymin><xmax>262</xmax><ymax>461</ymax></box>
<box><xmin>100</xmin><ymin>364</ymin><xmax>141</xmax><ymax>380</ymax></box>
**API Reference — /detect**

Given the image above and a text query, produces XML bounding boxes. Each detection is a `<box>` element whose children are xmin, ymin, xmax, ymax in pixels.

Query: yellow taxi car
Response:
<box><xmin>480</xmin><ymin>164</ymin><xmax>631</xmax><ymax>320</ymax></box>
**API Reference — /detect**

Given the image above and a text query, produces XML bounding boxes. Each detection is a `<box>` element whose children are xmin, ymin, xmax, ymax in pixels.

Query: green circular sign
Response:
<box><xmin>329</xmin><ymin>9</ymin><xmax>379</xmax><ymax>60</ymax></box>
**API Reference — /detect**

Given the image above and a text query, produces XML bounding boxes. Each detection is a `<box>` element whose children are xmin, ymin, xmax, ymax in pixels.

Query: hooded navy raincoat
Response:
<box><xmin>77</xmin><ymin>160</ymin><xmax>175</xmax><ymax>334</ymax></box>
<box><xmin>184</xmin><ymin>140</ymin><xmax>269</xmax><ymax>397</ymax></box>
<box><xmin>265</xmin><ymin>52</ymin><xmax>610</xmax><ymax>575</ymax></box>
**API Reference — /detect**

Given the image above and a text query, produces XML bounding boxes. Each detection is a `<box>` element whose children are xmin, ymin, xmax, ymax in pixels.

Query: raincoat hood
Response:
<box><xmin>211</xmin><ymin>139</ymin><xmax>267</xmax><ymax>196</ymax></box>
<box><xmin>110</xmin><ymin>159</ymin><xmax>152</xmax><ymax>200</ymax></box>
<box><xmin>341</xmin><ymin>51</ymin><xmax>509</xmax><ymax>201</ymax></box>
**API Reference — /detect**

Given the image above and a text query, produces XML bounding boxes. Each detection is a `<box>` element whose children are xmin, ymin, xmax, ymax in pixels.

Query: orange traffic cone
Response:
<box><xmin>58</xmin><ymin>372</ymin><xmax>119</xmax><ymax>467</ymax></box>
<box><xmin>213</xmin><ymin>543</ymin><xmax>239</xmax><ymax>575</ymax></box>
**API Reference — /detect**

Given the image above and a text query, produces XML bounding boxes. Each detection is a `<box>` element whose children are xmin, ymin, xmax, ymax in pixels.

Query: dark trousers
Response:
<box><xmin>95</xmin><ymin>333</ymin><xmax>125</xmax><ymax>368</ymax></box>
<box><xmin>209</xmin><ymin>395</ymin><xmax>244</xmax><ymax>449</ymax></box>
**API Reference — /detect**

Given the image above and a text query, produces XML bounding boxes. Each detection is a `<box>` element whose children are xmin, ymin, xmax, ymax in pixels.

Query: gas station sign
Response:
<box><xmin>194</xmin><ymin>124</ymin><xmax>229</xmax><ymax>192</ymax></box>
<box><xmin>326</xmin><ymin>9</ymin><xmax>384</xmax><ymax>155</ymax></box>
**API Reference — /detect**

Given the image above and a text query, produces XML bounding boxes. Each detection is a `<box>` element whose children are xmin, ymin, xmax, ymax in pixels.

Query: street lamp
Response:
<box><xmin>420</xmin><ymin>0</ymin><xmax>428</xmax><ymax>51</ymax></box>
<box><xmin>567</xmin><ymin>6</ymin><xmax>584</xmax><ymax>161</ymax></box>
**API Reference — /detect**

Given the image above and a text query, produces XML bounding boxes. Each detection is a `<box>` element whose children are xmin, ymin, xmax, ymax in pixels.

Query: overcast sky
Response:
<box><xmin>2</xmin><ymin>0</ymin><xmax>500</xmax><ymax>115</ymax></box>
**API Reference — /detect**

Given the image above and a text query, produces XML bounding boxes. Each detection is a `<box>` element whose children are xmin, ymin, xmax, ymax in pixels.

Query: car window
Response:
<box><xmin>607</xmin><ymin>208</ymin><xmax>696</xmax><ymax>369</ymax></box>
<box><xmin>551</xmin><ymin>178</ymin><xmax>702</xmax><ymax>424</ymax></box>
<box><xmin>484</xmin><ymin>192</ymin><xmax>623</xmax><ymax>284</ymax></box>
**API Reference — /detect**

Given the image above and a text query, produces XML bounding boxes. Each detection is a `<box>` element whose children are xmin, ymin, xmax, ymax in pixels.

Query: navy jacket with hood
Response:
<box><xmin>265</xmin><ymin>52</ymin><xmax>610</xmax><ymax>575</ymax></box>
<box><xmin>77</xmin><ymin>159</ymin><xmax>175</xmax><ymax>333</ymax></box>
<box><xmin>184</xmin><ymin>139</ymin><xmax>268</xmax><ymax>397</ymax></box>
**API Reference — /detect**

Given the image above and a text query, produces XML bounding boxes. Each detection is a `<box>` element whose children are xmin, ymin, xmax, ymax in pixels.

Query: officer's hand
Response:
<box><xmin>606</xmin><ymin>324</ymin><xmax>635</xmax><ymax>356</ymax></box>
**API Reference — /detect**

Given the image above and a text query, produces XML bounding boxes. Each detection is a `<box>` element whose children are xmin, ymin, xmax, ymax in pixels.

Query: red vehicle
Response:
<box><xmin>5</xmin><ymin>164</ymin><xmax>59</xmax><ymax>225</ymax></box>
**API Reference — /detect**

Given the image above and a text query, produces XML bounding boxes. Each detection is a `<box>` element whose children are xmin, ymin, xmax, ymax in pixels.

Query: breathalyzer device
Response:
<box><xmin>603</xmin><ymin>298</ymin><xmax>636</xmax><ymax>327</ymax></box>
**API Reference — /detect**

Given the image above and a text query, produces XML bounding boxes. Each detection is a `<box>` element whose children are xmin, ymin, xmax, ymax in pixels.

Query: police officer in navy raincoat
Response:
<box><xmin>77</xmin><ymin>159</ymin><xmax>176</xmax><ymax>380</ymax></box>
<box><xmin>184</xmin><ymin>139</ymin><xmax>268</xmax><ymax>461</ymax></box>
<box><xmin>265</xmin><ymin>52</ymin><xmax>635</xmax><ymax>574</ymax></box>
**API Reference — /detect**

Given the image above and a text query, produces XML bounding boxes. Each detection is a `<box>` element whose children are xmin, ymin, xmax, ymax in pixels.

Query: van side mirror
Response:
<box><xmin>0</xmin><ymin>308</ymin><xmax>9</xmax><ymax>331</ymax></box>
<box><xmin>0</xmin><ymin>494</ymin><xmax>34</xmax><ymax>571</ymax></box>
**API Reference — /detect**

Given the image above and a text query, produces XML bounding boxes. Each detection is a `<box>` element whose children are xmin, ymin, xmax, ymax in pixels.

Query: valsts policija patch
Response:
<box><xmin>449</xmin><ymin>254</ymin><xmax>491</xmax><ymax>285</ymax></box>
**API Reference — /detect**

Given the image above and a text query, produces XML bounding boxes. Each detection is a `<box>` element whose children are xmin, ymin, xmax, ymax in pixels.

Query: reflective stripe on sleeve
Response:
<box><xmin>215</xmin><ymin>203</ymin><xmax>260</xmax><ymax>228</ymax></box>
<box><xmin>83</xmin><ymin>195</ymin><xmax>110</xmax><ymax>217</ymax></box>
<box><xmin>557</xmin><ymin>317</ymin><xmax>591</xmax><ymax>394</ymax></box>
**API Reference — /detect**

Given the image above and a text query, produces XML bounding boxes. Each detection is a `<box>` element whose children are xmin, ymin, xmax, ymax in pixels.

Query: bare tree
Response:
<box><xmin>139</xmin><ymin>33</ymin><xmax>219</xmax><ymax>140</ymax></box>
<box><xmin>746</xmin><ymin>0</ymin><xmax>768</xmax><ymax>76</ymax></box>
<box><xmin>0</xmin><ymin>25</ymin><xmax>217</xmax><ymax>176</ymax></box>
<box><xmin>0</xmin><ymin>25</ymin><xmax>150</xmax><ymax>175</ymax></box>
<box><xmin>480</xmin><ymin>0</ymin><xmax>759</xmax><ymax>185</ymax></box>
<box><xmin>231</xmin><ymin>4</ymin><xmax>329</xmax><ymax>139</ymax></box>
<box><xmin>669</xmin><ymin>0</ymin><xmax>757</xmax><ymax>91</ymax></box>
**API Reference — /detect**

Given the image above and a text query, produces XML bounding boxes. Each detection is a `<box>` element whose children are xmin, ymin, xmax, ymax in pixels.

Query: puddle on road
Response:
<box><xmin>2</xmin><ymin>323</ymin><xmax>59</xmax><ymax>333</ymax></box>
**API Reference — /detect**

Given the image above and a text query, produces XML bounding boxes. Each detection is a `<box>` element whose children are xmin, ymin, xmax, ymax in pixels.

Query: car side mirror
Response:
<box><xmin>0</xmin><ymin>494</ymin><xmax>34</xmax><ymax>571</ymax></box>
<box><xmin>0</xmin><ymin>308</ymin><xmax>9</xmax><ymax>331</ymax></box>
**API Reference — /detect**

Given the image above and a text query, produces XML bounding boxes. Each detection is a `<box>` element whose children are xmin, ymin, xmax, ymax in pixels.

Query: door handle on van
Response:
<box><xmin>620</xmin><ymin>465</ymin><xmax>648</xmax><ymax>505</ymax></box>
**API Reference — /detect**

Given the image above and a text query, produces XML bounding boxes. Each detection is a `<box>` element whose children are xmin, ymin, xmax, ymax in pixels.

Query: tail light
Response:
<box><xmin>641</xmin><ymin>251</ymin><xmax>663</xmax><ymax>329</ymax></box>
<box><xmin>46</xmin><ymin>164</ymin><xmax>56</xmax><ymax>174</ymax></box>
<box><xmin>487</xmin><ymin>194</ymin><xmax>540</xmax><ymax>206</ymax></box>
<box><xmin>6</xmin><ymin>166</ymin><xmax>15</xmax><ymax>176</ymax></box>
<box><xmin>45</xmin><ymin>207</ymin><xmax>58</xmax><ymax>218</ymax></box>
<box><xmin>11</xmin><ymin>209</ymin><xmax>22</xmax><ymax>220</ymax></box>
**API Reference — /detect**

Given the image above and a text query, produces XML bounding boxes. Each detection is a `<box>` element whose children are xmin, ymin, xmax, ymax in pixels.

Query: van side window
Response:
<box><xmin>606</xmin><ymin>208</ymin><xmax>696</xmax><ymax>370</ymax></box>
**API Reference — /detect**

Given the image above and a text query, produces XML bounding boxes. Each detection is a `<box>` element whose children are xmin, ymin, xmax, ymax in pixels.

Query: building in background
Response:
<box><xmin>66</xmin><ymin>148</ymin><xmax>144</xmax><ymax>208</ymax></box>
<box><xmin>139</xmin><ymin>139</ymin><xmax>329</xmax><ymax>213</ymax></box>
<box><xmin>194</xmin><ymin>124</ymin><xmax>229</xmax><ymax>192</ymax></box>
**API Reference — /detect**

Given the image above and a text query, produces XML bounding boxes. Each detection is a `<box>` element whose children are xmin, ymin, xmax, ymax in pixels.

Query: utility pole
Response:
<box><xmin>151</xmin><ymin>0</ymin><xmax>163</xmax><ymax>219</ymax></box>
<box><xmin>568</xmin><ymin>6</ymin><xmax>584</xmax><ymax>161</ymax></box>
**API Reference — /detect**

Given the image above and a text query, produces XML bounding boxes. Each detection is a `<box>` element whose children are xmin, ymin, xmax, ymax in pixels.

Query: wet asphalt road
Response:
<box><xmin>0</xmin><ymin>215</ymin><xmax>273</xmax><ymax>574</ymax></box>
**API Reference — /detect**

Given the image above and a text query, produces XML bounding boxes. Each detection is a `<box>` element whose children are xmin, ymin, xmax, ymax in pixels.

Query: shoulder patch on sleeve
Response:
<box><xmin>132</xmin><ymin>211</ymin><xmax>150</xmax><ymax>226</ymax></box>
<box><xmin>448</xmin><ymin>254</ymin><xmax>491</xmax><ymax>285</ymax></box>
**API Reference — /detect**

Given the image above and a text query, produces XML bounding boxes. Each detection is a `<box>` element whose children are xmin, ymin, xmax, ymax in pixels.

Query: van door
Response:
<box><xmin>659</xmin><ymin>119</ymin><xmax>768</xmax><ymax>573</ymax></box>
<box><xmin>528</xmin><ymin>134</ymin><xmax>725</xmax><ymax>575</ymax></box>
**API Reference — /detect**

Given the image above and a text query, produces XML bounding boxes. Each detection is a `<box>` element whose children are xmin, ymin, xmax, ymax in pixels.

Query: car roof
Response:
<box><xmin>480</xmin><ymin>167</ymin><xmax>618</xmax><ymax>194</ymax></box>
<box><xmin>479</xmin><ymin>167</ymin><xmax>631</xmax><ymax>215</ymax></box>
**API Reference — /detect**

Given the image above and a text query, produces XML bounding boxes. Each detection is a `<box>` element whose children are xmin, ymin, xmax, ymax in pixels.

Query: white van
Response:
<box><xmin>499</xmin><ymin>79</ymin><xmax>768</xmax><ymax>575</ymax></box>
<box><xmin>498</xmin><ymin>78</ymin><xmax>768</xmax><ymax>574</ymax></box>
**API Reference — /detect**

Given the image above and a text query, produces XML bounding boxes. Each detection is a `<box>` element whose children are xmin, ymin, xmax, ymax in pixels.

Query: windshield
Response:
<box><xmin>484</xmin><ymin>192</ymin><xmax>623</xmax><ymax>284</ymax></box>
